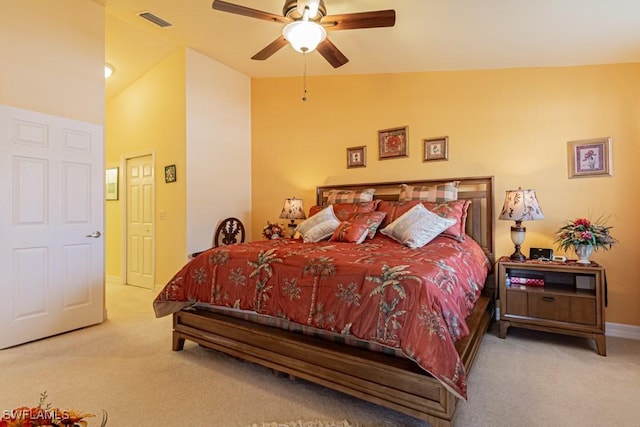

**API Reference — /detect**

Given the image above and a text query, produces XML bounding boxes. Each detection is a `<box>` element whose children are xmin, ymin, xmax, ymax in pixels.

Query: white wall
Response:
<box><xmin>185</xmin><ymin>49</ymin><xmax>252</xmax><ymax>253</ymax></box>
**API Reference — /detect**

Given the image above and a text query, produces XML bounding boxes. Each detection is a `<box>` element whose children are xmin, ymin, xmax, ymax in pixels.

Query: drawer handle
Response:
<box><xmin>542</xmin><ymin>296</ymin><xmax>555</xmax><ymax>302</ymax></box>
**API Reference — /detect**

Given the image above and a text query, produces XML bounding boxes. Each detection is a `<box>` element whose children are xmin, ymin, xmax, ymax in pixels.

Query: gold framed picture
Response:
<box><xmin>347</xmin><ymin>146</ymin><xmax>367</xmax><ymax>168</ymax></box>
<box><xmin>423</xmin><ymin>136</ymin><xmax>448</xmax><ymax>161</ymax></box>
<box><xmin>567</xmin><ymin>137</ymin><xmax>612</xmax><ymax>178</ymax></box>
<box><xmin>165</xmin><ymin>164</ymin><xmax>177</xmax><ymax>183</ymax></box>
<box><xmin>378</xmin><ymin>126</ymin><xmax>408</xmax><ymax>159</ymax></box>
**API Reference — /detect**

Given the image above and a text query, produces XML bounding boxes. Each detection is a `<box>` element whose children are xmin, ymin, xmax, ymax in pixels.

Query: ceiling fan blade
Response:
<box><xmin>316</xmin><ymin>38</ymin><xmax>349</xmax><ymax>68</ymax></box>
<box><xmin>251</xmin><ymin>35</ymin><xmax>289</xmax><ymax>60</ymax></box>
<box><xmin>212</xmin><ymin>0</ymin><xmax>290</xmax><ymax>24</ymax></box>
<box><xmin>321</xmin><ymin>9</ymin><xmax>396</xmax><ymax>31</ymax></box>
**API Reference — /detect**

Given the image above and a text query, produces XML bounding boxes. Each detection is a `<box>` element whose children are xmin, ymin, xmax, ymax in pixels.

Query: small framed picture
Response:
<box><xmin>165</xmin><ymin>164</ymin><xmax>177</xmax><ymax>183</ymax></box>
<box><xmin>105</xmin><ymin>167</ymin><xmax>119</xmax><ymax>201</ymax></box>
<box><xmin>567</xmin><ymin>137</ymin><xmax>612</xmax><ymax>178</ymax></box>
<box><xmin>378</xmin><ymin>126</ymin><xmax>409</xmax><ymax>160</ymax></box>
<box><xmin>347</xmin><ymin>146</ymin><xmax>367</xmax><ymax>168</ymax></box>
<box><xmin>423</xmin><ymin>136</ymin><xmax>449</xmax><ymax>161</ymax></box>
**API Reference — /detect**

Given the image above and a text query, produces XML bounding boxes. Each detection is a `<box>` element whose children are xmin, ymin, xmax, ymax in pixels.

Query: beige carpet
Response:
<box><xmin>250</xmin><ymin>422</ymin><xmax>355</xmax><ymax>427</ymax></box>
<box><xmin>1</xmin><ymin>283</ymin><xmax>639</xmax><ymax>427</ymax></box>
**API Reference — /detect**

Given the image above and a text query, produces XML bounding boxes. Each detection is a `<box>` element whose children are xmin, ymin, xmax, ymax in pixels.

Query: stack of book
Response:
<box><xmin>509</xmin><ymin>276</ymin><xmax>545</xmax><ymax>287</ymax></box>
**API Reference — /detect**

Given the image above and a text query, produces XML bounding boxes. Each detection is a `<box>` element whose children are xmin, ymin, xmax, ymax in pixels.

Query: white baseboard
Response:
<box><xmin>106</xmin><ymin>275</ymin><xmax>160</xmax><ymax>291</ymax></box>
<box><xmin>606</xmin><ymin>322</ymin><xmax>640</xmax><ymax>340</ymax></box>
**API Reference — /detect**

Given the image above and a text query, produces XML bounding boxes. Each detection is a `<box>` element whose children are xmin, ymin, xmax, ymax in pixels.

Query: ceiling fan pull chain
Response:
<box><xmin>302</xmin><ymin>52</ymin><xmax>308</xmax><ymax>102</ymax></box>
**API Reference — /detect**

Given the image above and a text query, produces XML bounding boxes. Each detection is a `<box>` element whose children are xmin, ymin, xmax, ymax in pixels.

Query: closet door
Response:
<box><xmin>125</xmin><ymin>154</ymin><xmax>154</xmax><ymax>289</ymax></box>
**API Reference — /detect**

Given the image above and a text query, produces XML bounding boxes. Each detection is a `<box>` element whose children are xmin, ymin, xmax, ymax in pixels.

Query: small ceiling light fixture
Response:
<box><xmin>104</xmin><ymin>64</ymin><xmax>114</xmax><ymax>79</ymax></box>
<box><xmin>282</xmin><ymin>6</ymin><xmax>326</xmax><ymax>53</ymax></box>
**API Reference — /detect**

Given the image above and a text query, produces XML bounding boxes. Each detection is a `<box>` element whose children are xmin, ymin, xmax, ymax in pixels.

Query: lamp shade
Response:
<box><xmin>282</xmin><ymin>20</ymin><xmax>327</xmax><ymax>53</ymax></box>
<box><xmin>279</xmin><ymin>198</ymin><xmax>306</xmax><ymax>220</ymax></box>
<box><xmin>498</xmin><ymin>188</ymin><xmax>544</xmax><ymax>222</ymax></box>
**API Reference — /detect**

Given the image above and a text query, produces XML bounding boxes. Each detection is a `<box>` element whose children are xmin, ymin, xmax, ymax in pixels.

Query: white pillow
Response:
<box><xmin>296</xmin><ymin>205</ymin><xmax>341</xmax><ymax>243</ymax></box>
<box><xmin>380</xmin><ymin>203</ymin><xmax>456</xmax><ymax>249</ymax></box>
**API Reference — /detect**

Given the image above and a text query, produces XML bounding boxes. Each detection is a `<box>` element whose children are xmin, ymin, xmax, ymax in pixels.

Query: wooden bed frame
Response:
<box><xmin>172</xmin><ymin>176</ymin><xmax>495</xmax><ymax>427</ymax></box>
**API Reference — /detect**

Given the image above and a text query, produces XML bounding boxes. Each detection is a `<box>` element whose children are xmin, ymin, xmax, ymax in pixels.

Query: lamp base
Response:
<box><xmin>509</xmin><ymin>249</ymin><xmax>526</xmax><ymax>261</ymax></box>
<box><xmin>509</xmin><ymin>222</ymin><xmax>527</xmax><ymax>261</ymax></box>
<box><xmin>286</xmin><ymin>221</ymin><xmax>297</xmax><ymax>239</ymax></box>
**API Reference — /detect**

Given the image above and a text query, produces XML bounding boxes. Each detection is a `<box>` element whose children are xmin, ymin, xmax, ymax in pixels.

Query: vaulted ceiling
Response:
<box><xmin>100</xmin><ymin>0</ymin><xmax>640</xmax><ymax>101</ymax></box>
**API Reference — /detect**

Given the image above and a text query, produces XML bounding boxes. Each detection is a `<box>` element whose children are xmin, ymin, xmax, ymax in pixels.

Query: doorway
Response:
<box><xmin>123</xmin><ymin>154</ymin><xmax>155</xmax><ymax>289</ymax></box>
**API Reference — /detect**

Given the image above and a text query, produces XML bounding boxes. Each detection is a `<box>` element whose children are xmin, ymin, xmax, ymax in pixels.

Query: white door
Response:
<box><xmin>125</xmin><ymin>155</ymin><xmax>154</xmax><ymax>289</ymax></box>
<box><xmin>0</xmin><ymin>105</ymin><xmax>104</xmax><ymax>349</ymax></box>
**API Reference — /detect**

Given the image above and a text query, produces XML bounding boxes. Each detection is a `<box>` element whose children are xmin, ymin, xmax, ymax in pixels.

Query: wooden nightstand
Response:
<box><xmin>497</xmin><ymin>256</ymin><xmax>606</xmax><ymax>356</ymax></box>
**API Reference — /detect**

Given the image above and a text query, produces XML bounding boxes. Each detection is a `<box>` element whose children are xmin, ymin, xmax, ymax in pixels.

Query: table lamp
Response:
<box><xmin>498</xmin><ymin>188</ymin><xmax>544</xmax><ymax>261</ymax></box>
<box><xmin>279</xmin><ymin>197</ymin><xmax>306</xmax><ymax>238</ymax></box>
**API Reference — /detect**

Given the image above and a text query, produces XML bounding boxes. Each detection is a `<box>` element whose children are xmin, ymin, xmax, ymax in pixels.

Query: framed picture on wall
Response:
<box><xmin>423</xmin><ymin>136</ymin><xmax>449</xmax><ymax>161</ymax></box>
<box><xmin>105</xmin><ymin>167</ymin><xmax>118</xmax><ymax>201</ymax></box>
<box><xmin>165</xmin><ymin>164</ymin><xmax>177</xmax><ymax>183</ymax></box>
<box><xmin>347</xmin><ymin>146</ymin><xmax>367</xmax><ymax>168</ymax></box>
<box><xmin>378</xmin><ymin>126</ymin><xmax>408</xmax><ymax>159</ymax></box>
<box><xmin>567</xmin><ymin>137</ymin><xmax>612</xmax><ymax>178</ymax></box>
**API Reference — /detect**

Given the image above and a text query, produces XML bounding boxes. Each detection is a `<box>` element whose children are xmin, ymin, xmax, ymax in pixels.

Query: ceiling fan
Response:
<box><xmin>211</xmin><ymin>0</ymin><xmax>396</xmax><ymax>68</ymax></box>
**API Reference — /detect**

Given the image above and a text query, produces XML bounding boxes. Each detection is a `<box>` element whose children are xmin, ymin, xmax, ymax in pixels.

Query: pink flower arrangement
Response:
<box><xmin>554</xmin><ymin>217</ymin><xmax>617</xmax><ymax>252</ymax></box>
<box><xmin>262</xmin><ymin>222</ymin><xmax>283</xmax><ymax>239</ymax></box>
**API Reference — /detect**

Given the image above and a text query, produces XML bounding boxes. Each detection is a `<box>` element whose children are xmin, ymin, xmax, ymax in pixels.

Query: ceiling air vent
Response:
<box><xmin>137</xmin><ymin>11</ymin><xmax>173</xmax><ymax>28</ymax></box>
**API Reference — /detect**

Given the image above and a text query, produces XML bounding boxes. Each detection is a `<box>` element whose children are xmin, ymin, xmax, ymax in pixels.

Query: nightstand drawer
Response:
<box><xmin>527</xmin><ymin>293</ymin><xmax>570</xmax><ymax>321</ymax></box>
<box><xmin>527</xmin><ymin>293</ymin><xmax>596</xmax><ymax>325</ymax></box>
<box><xmin>505</xmin><ymin>289</ymin><xmax>528</xmax><ymax>316</ymax></box>
<box><xmin>568</xmin><ymin>297</ymin><xmax>597</xmax><ymax>325</ymax></box>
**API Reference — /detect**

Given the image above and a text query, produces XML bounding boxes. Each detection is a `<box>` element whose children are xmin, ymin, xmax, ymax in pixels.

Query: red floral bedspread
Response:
<box><xmin>153</xmin><ymin>234</ymin><xmax>490</xmax><ymax>399</ymax></box>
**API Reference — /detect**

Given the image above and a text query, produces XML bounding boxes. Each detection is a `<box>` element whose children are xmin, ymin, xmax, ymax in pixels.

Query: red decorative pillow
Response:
<box><xmin>349</xmin><ymin>211</ymin><xmax>387</xmax><ymax>239</ymax></box>
<box><xmin>422</xmin><ymin>199</ymin><xmax>470</xmax><ymax>241</ymax></box>
<box><xmin>329</xmin><ymin>220</ymin><xmax>370</xmax><ymax>244</ymax></box>
<box><xmin>377</xmin><ymin>199</ymin><xmax>470</xmax><ymax>240</ymax></box>
<box><xmin>309</xmin><ymin>200</ymin><xmax>380</xmax><ymax>221</ymax></box>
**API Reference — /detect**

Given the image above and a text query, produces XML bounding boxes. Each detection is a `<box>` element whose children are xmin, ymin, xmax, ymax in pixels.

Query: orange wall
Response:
<box><xmin>251</xmin><ymin>64</ymin><xmax>640</xmax><ymax>327</ymax></box>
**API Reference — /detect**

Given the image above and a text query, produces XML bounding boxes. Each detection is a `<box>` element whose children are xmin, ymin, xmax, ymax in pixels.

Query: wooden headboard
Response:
<box><xmin>316</xmin><ymin>176</ymin><xmax>495</xmax><ymax>257</ymax></box>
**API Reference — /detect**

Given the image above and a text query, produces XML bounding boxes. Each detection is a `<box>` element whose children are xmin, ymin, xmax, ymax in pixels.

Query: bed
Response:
<box><xmin>154</xmin><ymin>176</ymin><xmax>495</xmax><ymax>427</ymax></box>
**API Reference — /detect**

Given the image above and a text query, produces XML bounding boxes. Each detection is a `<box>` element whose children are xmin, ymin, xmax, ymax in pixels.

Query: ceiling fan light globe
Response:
<box><xmin>282</xmin><ymin>21</ymin><xmax>327</xmax><ymax>53</ymax></box>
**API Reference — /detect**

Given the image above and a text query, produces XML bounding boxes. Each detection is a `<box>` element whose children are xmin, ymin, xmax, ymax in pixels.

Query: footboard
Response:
<box><xmin>172</xmin><ymin>295</ymin><xmax>490</xmax><ymax>427</ymax></box>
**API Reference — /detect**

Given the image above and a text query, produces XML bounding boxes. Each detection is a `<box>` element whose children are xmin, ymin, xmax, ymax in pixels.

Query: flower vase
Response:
<box><xmin>271</xmin><ymin>234</ymin><xmax>280</xmax><ymax>240</ymax></box>
<box><xmin>574</xmin><ymin>244</ymin><xmax>593</xmax><ymax>264</ymax></box>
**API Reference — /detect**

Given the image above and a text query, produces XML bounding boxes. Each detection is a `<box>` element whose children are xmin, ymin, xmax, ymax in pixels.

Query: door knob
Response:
<box><xmin>85</xmin><ymin>231</ymin><xmax>102</xmax><ymax>238</ymax></box>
